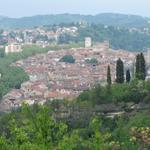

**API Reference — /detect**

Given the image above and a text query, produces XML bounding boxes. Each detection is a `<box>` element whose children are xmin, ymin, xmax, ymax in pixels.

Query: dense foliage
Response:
<box><xmin>59</xmin><ymin>55</ymin><xmax>75</xmax><ymax>63</ymax></box>
<box><xmin>78</xmin><ymin>80</ymin><xmax>150</xmax><ymax>105</ymax></box>
<box><xmin>0</xmin><ymin>104</ymin><xmax>149</xmax><ymax>150</ymax></box>
<box><xmin>0</xmin><ymin>48</ymin><xmax>5</xmax><ymax>58</ymax></box>
<box><xmin>85</xmin><ymin>58</ymin><xmax>98</xmax><ymax>65</ymax></box>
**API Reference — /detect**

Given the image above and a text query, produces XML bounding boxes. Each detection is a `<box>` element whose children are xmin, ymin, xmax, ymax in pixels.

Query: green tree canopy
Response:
<box><xmin>59</xmin><ymin>55</ymin><xmax>75</xmax><ymax>63</ymax></box>
<box><xmin>85</xmin><ymin>58</ymin><xmax>98</xmax><ymax>65</ymax></box>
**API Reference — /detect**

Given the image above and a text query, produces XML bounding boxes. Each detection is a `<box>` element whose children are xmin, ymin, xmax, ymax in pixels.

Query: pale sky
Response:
<box><xmin>0</xmin><ymin>0</ymin><xmax>150</xmax><ymax>18</ymax></box>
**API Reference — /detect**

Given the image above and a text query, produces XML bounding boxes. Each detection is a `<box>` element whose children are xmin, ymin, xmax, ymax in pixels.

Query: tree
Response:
<box><xmin>116</xmin><ymin>58</ymin><xmax>124</xmax><ymax>83</ymax></box>
<box><xmin>91</xmin><ymin>84</ymin><xmax>103</xmax><ymax>104</ymax></box>
<box><xmin>135</xmin><ymin>53</ymin><xmax>146</xmax><ymax>80</ymax></box>
<box><xmin>107</xmin><ymin>65</ymin><xmax>112</xmax><ymax>86</ymax></box>
<box><xmin>126</xmin><ymin>69</ymin><xmax>131</xmax><ymax>83</ymax></box>
<box><xmin>59</xmin><ymin>55</ymin><xmax>75</xmax><ymax>63</ymax></box>
<box><xmin>135</xmin><ymin>54</ymin><xmax>140</xmax><ymax>79</ymax></box>
<box><xmin>0</xmin><ymin>48</ymin><xmax>5</xmax><ymax>57</ymax></box>
<box><xmin>140</xmin><ymin>53</ymin><xmax>146</xmax><ymax>80</ymax></box>
<box><xmin>85</xmin><ymin>58</ymin><xmax>98</xmax><ymax>65</ymax></box>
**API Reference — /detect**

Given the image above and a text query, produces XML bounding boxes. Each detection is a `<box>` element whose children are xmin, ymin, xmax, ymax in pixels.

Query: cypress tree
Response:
<box><xmin>135</xmin><ymin>54</ymin><xmax>140</xmax><ymax>79</ymax></box>
<box><xmin>140</xmin><ymin>53</ymin><xmax>146</xmax><ymax>80</ymax></box>
<box><xmin>135</xmin><ymin>53</ymin><xmax>146</xmax><ymax>80</ymax></box>
<box><xmin>126</xmin><ymin>69</ymin><xmax>131</xmax><ymax>83</ymax></box>
<box><xmin>116</xmin><ymin>58</ymin><xmax>124</xmax><ymax>83</ymax></box>
<box><xmin>107</xmin><ymin>65</ymin><xmax>112</xmax><ymax>85</ymax></box>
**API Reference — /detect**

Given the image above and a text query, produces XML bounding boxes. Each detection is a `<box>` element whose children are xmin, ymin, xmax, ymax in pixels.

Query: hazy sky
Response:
<box><xmin>0</xmin><ymin>0</ymin><xmax>150</xmax><ymax>18</ymax></box>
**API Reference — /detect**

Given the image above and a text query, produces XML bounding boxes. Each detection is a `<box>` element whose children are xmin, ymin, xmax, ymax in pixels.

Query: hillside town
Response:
<box><xmin>1</xmin><ymin>37</ymin><xmax>150</xmax><ymax>112</ymax></box>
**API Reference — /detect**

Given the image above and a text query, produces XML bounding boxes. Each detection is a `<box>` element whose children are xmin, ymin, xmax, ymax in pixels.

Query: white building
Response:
<box><xmin>147</xmin><ymin>49</ymin><xmax>150</xmax><ymax>65</ymax></box>
<box><xmin>85</xmin><ymin>37</ymin><xmax>92</xmax><ymax>48</ymax></box>
<box><xmin>5</xmin><ymin>43</ymin><xmax>22</xmax><ymax>54</ymax></box>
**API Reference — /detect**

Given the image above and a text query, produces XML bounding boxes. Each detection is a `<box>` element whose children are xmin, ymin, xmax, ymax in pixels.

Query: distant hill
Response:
<box><xmin>0</xmin><ymin>13</ymin><xmax>150</xmax><ymax>29</ymax></box>
<box><xmin>0</xmin><ymin>16</ymin><xmax>7</xmax><ymax>21</ymax></box>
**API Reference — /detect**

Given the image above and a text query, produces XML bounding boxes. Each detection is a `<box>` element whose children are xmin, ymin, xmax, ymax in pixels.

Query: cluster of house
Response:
<box><xmin>1</xmin><ymin>26</ymin><xmax>79</xmax><ymax>54</ymax></box>
<box><xmin>0</xmin><ymin>42</ymin><xmax>139</xmax><ymax>112</ymax></box>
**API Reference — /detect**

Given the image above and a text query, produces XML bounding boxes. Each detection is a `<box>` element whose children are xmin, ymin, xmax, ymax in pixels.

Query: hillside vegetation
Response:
<box><xmin>0</xmin><ymin>13</ymin><xmax>150</xmax><ymax>29</ymax></box>
<box><xmin>58</xmin><ymin>24</ymin><xmax>150</xmax><ymax>52</ymax></box>
<box><xmin>0</xmin><ymin>100</ymin><xmax>149</xmax><ymax>149</ymax></box>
